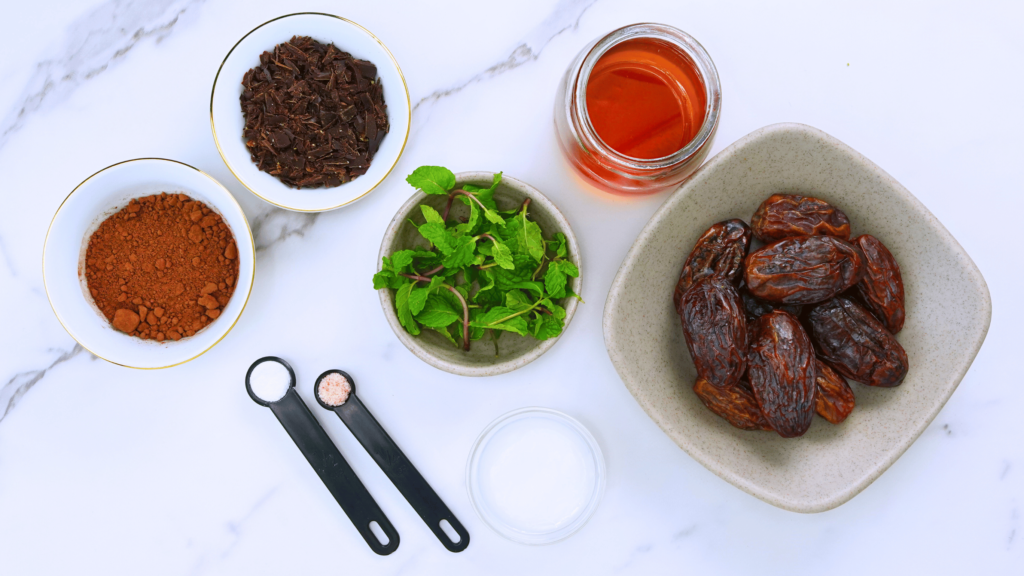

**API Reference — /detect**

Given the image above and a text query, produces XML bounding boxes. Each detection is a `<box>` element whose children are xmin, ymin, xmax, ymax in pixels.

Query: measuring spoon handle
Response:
<box><xmin>270</xmin><ymin>389</ymin><xmax>399</xmax><ymax>555</ymax></box>
<box><xmin>337</xmin><ymin>395</ymin><xmax>469</xmax><ymax>552</ymax></box>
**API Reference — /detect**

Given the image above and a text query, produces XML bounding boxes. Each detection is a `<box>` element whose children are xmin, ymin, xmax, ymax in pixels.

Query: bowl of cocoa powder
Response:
<box><xmin>43</xmin><ymin>158</ymin><xmax>255</xmax><ymax>368</ymax></box>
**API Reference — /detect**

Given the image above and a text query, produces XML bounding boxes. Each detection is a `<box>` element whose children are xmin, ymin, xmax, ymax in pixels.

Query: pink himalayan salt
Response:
<box><xmin>318</xmin><ymin>372</ymin><xmax>352</xmax><ymax>406</ymax></box>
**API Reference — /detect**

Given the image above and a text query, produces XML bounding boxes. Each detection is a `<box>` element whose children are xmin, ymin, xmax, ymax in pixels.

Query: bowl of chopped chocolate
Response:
<box><xmin>43</xmin><ymin>158</ymin><xmax>256</xmax><ymax>369</ymax></box>
<box><xmin>210</xmin><ymin>13</ymin><xmax>410</xmax><ymax>212</ymax></box>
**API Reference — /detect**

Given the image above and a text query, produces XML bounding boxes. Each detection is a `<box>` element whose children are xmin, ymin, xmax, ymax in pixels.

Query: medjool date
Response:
<box><xmin>745</xmin><ymin>235</ymin><xmax>863</xmax><ymax>305</ymax></box>
<box><xmin>679</xmin><ymin>277</ymin><xmax>748</xmax><ymax>389</ymax></box>
<box><xmin>747</xmin><ymin>311</ymin><xmax>817</xmax><ymax>438</ymax></box>
<box><xmin>853</xmin><ymin>234</ymin><xmax>905</xmax><ymax>334</ymax></box>
<box><xmin>814</xmin><ymin>359</ymin><xmax>855</xmax><ymax>424</ymax></box>
<box><xmin>673</xmin><ymin>219</ymin><xmax>752</xmax><ymax>309</ymax></box>
<box><xmin>807</xmin><ymin>297</ymin><xmax>909</xmax><ymax>387</ymax></box>
<box><xmin>739</xmin><ymin>286</ymin><xmax>802</xmax><ymax>322</ymax></box>
<box><xmin>750</xmin><ymin>194</ymin><xmax>851</xmax><ymax>242</ymax></box>
<box><xmin>693</xmin><ymin>377</ymin><xmax>772</xmax><ymax>431</ymax></box>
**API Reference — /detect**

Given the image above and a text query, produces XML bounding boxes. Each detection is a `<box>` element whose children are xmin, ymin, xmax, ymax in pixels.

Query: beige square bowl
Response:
<box><xmin>603</xmin><ymin>123</ymin><xmax>991</xmax><ymax>513</ymax></box>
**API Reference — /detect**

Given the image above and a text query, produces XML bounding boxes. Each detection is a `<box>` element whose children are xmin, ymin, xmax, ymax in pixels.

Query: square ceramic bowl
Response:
<box><xmin>378</xmin><ymin>172</ymin><xmax>582</xmax><ymax>377</ymax></box>
<box><xmin>603</xmin><ymin>123</ymin><xmax>991</xmax><ymax>512</ymax></box>
<box><xmin>210</xmin><ymin>12</ymin><xmax>410</xmax><ymax>212</ymax></box>
<box><xmin>43</xmin><ymin>158</ymin><xmax>255</xmax><ymax>369</ymax></box>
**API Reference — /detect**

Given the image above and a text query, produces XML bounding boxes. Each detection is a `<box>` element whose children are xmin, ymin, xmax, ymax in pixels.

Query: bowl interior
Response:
<box><xmin>211</xmin><ymin>13</ymin><xmax>410</xmax><ymax>212</ymax></box>
<box><xmin>44</xmin><ymin>159</ymin><xmax>255</xmax><ymax>369</ymax></box>
<box><xmin>603</xmin><ymin>123</ymin><xmax>991</xmax><ymax>512</ymax></box>
<box><xmin>379</xmin><ymin>173</ymin><xmax>582</xmax><ymax>376</ymax></box>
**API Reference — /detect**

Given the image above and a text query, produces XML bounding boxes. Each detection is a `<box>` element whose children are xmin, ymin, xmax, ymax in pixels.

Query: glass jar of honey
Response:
<box><xmin>555</xmin><ymin>24</ymin><xmax>721</xmax><ymax>195</ymax></box>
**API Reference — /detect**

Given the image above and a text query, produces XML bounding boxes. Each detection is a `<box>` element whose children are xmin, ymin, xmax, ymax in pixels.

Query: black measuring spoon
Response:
<box><xmin>314</xmin><ymin>370</ymin><xmax>470</xmax><ymax>552</ymax></box>
<box><xmin>245</xmin><ymin>357</ymin><xmax>399</xmax><ymax>555</ymax></box>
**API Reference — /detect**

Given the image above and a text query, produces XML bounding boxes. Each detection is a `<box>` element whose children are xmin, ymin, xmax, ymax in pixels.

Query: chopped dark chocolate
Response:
<box><xmin>240</xmin><ymin>36</ymin><xmax>389</xmax><ymax>189</ymax></box>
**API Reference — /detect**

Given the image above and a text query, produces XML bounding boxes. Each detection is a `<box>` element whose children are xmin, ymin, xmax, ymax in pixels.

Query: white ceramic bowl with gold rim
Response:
<box><xmin>210</xmin><ymin>12</ymin><xmax>411</xmax><ymax>212</ymax></box>
<box><xmin>43</xmin><ymin>158</ymin><xmax>255</xmax><ymax>369</ymax></box>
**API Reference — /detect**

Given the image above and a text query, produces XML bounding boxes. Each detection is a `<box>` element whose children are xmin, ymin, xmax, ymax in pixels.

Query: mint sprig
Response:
<box><xmin>374</xmin><ymin>166</ymin><xmax>582</xmax><ymax>352</ymax></box>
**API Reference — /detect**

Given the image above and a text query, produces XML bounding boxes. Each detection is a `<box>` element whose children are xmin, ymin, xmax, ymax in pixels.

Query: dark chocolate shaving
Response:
<box><xmin>240</xmin><ymin>36</ymin><xmax>389</xmax><ymax>189</ymax></box>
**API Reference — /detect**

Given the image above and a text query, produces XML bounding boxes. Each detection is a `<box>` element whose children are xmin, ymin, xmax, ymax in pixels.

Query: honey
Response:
<box><xmin>554</xmin><ymin>24</ymin><xmax>721</xmax><ymax>195</ymax></box>
<box><xmin>585</xmin><ymin>38</ymin><xmax>706</xmax><ymax>160</ymax></box>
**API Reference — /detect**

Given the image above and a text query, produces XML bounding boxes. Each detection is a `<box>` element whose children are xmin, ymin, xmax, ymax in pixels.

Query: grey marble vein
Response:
<box><xmin>412</xmin><ymin>0</ymin><xmax>598</xmax><ymax>111</ymax></box>
<box><xmin>0</xmin><ymin>0</ymin><xmax>206</xmax><ymax>150</ymax></box>
<box><xmin>0</xmin><ymin>344</ymin><xmax>86</xmax><ymax>423</ymax></box>
<box><xmin>614</xmin><ymin>542</ymin><xmax>654</xmax><ymax>572</ymax></box>
<box><xmin>673</xmin><ymin>524</ymin><xmax>697</xmax><ymax>540</ymax></box>
<box><xmin>1009</xmin><ymin>506</ymin><xmax>1018</xmax><ymax>549</ymax></box>
<box><xmin>0</xmin><ymin>235</ymin><xmax>17</xmax><ymax>277</ymax></box>
<box><xmin>251</xmin><ymin>208</ymin><xmax>320</xmax><ymax>253</ymax></box>
<box><xmin>187</xmin><ymin>486</ymin><xmax>278</xmax><ymax>575</ymax></box>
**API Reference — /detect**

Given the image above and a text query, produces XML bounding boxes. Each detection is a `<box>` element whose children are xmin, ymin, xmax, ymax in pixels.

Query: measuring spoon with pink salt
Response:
<box><xmin>314</xmin><ymin>370</ymin><xmax>470</xmax><ymax>553</ymax></box>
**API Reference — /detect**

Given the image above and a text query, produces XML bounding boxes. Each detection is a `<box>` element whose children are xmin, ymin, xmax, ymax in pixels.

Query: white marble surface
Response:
<box><xmin>0</xmin><ymin>0</ymin><xmax>1020</xmax><ymax>573</ymax></box>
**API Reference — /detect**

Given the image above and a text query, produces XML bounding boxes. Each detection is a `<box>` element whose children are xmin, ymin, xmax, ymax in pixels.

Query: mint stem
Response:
<box><xmin>531</xmin><ymin>255</ymin><xmax>546</xmax><ymax>281</ymax></box>
<box><xmin>442</xmin><ymin>195</ymin><xmax>455</xmax><ymax>221</ymax></box>
<box><xmin>476</xmin><ymin>233</ymin><xmax>502</xmax><ymax>253</ymax></box>
<box><xmin>442</xmin><ymin>189</ymin><xmax>488</xmax><ymax>222</ymax></box>
<box><xmin>487</xmin><ymin>299</ymin><xmax>543</xmax><ymax>326</ymax></box>
<box><xmin>451</xmin><ymin>189</ymin><xmax>489</xmax><ymax>212</ymax></box>
<box><xmin>400</xmin><ymin>272</ymin><xmax>470</xmax><ymax>350</ymax></box>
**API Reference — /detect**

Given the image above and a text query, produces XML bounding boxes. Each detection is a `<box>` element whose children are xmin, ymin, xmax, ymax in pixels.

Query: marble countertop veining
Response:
<box><xmin>0</xmin><ymin>0</ymin><xmax>1021</xmax><ymax>573</ymax></box>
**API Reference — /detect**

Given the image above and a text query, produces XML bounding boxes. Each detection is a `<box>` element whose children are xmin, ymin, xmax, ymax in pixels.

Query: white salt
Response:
<box><xmin>249</xmin><ymin>360</ymin><xmax>291</xmax><ymax>402</ymax></box>
<box><xmin>477</xmin><ymin>416</ymin><xmax>596</xmax><ymax>532</ymax></box>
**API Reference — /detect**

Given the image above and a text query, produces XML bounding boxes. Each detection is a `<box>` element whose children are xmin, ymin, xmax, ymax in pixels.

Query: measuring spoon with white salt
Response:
<box><xmin>314</xmin><ymin>370</ymin><xmax>470</xmax><ymax>553</ymax></box>
<box><xmin>245</xmin><ymin>357</ymin><xmax>399</xmax><ymax>555</ymax></box>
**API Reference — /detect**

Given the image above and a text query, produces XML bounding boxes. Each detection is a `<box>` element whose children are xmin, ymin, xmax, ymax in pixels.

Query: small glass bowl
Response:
<box><xmin>466</xmin><ymin>407</ymin><xmax>605</xmax><ymax>545</ymax></box>
<box><xmin>554</xmin><ymin>23</ymin><xmax>722</xmax><ymax>195</ymax></box>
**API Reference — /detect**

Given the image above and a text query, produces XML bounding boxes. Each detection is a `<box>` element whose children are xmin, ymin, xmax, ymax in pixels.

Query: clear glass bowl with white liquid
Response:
<box><xmin>466</xmin><ymin>407</ymin><xmax>606</xmax><ymax>544</ymax></box>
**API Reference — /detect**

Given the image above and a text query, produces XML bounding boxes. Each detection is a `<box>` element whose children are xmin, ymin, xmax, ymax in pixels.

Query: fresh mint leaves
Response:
<box><xmin>373</xmin><ymin>166</ymin><xmax>582</xmax><ymax>352</ymax></box>
<box><xmin>406</xmin><ymin>166</ymin><xmax>456</xmax><ymax>196</ymax></box>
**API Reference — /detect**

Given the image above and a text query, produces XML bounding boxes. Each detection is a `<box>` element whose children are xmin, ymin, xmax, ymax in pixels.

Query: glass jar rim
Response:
<box><xmin>573</xmin><ymin>23</ymin><xmax>722</xmax><ymax>170</ymax></box>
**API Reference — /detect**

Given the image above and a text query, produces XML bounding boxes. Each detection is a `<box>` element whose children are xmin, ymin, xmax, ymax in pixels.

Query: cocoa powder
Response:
<box><xmin>84</xmin><ymin>193</ymin><xmax>241</xmax><ymax>342</ymax></box>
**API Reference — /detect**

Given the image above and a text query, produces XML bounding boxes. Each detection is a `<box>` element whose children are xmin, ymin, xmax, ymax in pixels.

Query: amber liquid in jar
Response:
<box><xmin>555</xmin><ymin>24</ymin><xmax>720</xmax><ymax>195</ymax></box>
<box><xmin>585</xmin><ymin>38</ymin><xmax>707</xmax><ymax>160</ymax></box>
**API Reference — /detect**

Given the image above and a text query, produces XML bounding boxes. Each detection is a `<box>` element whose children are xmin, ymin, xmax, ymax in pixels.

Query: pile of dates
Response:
<box><xmin>674</xmin><ymin>194</ymin><xmax>908</xmax><ymax>438</ymax></box>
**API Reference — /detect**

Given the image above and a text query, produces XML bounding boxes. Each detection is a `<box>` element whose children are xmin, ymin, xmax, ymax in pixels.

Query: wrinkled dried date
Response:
<box><xmin>681</xmin><ymin>194</ymin><xmax>912</xmax><ymax>437</ymax></box>
<box><xmin>679</xmin><ymin>277</ymin><xmax>748</xmax><ymax>389</ymax></box>
<box><xmin>807</xmin><ymin>297</ymin><xmax>909</xmax><ymax>387</ymax></box>
<box><xmin>693</xmin><ymin>377</ymin><xmax>772</xmax><ymax>431</ymax></box>
<box><xmin>750</xmin><ymin>194</ymin><xmax>851</xmax><ymax>242</ymax></box>
<box><xmin>747</xmin><ymin>311</ymin><xmax>817</xmax><ymax>438</ymax></box>
<box><xmin>853</xmin><ymin>234</ymin><xmax>905</xmax><ymax>334</ymax></box>
<box><xmin>745</xmin><ymin>235</ymin><xmax>863</xmax><ymax>305</ymax></box>
<box><xmin>814</xmin><ymin>359</ymin><xmax>855</xmax><ymax>424</ymax></box>
<box><xmin>673</xmin><ymin>219</ymin><xmax>752</xmax><ymax>309</ymax></box>
<box><xmin>739</xmin><ymin>285</ymin><xmax>802</xmax><ymax>322</ymax></box>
